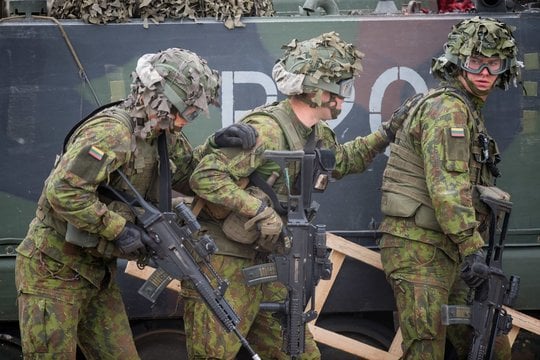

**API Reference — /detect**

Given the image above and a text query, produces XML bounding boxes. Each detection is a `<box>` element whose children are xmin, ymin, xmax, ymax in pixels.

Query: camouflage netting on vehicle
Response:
<box><xmin>48</xmin><ymin>0</ymin><xmax>275</xmax><ymax>29</ymax></box>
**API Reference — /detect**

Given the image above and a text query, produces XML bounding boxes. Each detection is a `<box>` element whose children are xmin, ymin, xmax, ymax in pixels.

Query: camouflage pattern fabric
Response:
<box><xmin>379</xmin><ymin>82</ymin><xmax>491</xmax><ymax>261</ymax></box>
<box><xmin>190</xmin><ymin>99</ymin><xmax>388</xmax><ymax>219</ymax></box>
<box><xmin>186</xmin><ymin>98</ymin><xmax>389</xmax><ymax>358</ymax></box>
<box><xmin>15</xmin><ymin>250</ymin><xmax>139</xmax><ymax>359</ymax></box>
<box><xmin>49</xmin><ymin>0</ymin><xmax>275</xmax><ymax>29</ymax></box>
<box><xmin>378</xmin><ymin>81</ymin><xmax>511</xmax><ymax>358</ymax></box>
<box><xmin>182</xmin><ymin>237</ymin><xmax>320</xmax><ymax>359</ymax></box>
<box><xmin>15</xmin><ymin>107</ymin><xmax>195</xmax><ymax>358</ymax></box>
<box><xmin>380</xmin><ymin>234</ymin><xmax>511</xmax><ymax>359</ymax></box>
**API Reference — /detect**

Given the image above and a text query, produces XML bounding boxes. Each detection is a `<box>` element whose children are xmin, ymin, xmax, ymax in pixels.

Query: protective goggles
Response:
<box><xmin>460</xmin><ymin>56</ymin><xmax>508</xmax><ymax>75</ymax></box>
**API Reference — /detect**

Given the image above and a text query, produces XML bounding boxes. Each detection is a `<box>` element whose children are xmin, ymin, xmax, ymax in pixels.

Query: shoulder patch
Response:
<box><xmin>88</xmin><ymin>146</ymin><xmax>105</xmax><ymax>161</ymax></box>
<box><xmin>450</xmin><ymin>127</ymin><xmax>465</xmax><ymax>138</ymax></box>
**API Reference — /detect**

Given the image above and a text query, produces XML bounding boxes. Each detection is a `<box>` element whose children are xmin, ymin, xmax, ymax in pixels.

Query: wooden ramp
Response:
<box><xmin>125</xmin><ymin>232</ymin><xmax>540</xmax><ymax>358</ymax></box>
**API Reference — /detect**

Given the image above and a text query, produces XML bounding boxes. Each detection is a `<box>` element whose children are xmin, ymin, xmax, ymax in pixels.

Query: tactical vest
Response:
<box><xmin>380</xmin><ymin>86</ymin><xmax>501</xmax><ymax>233</ymax></box>
<box><xmin>208</xmin><ymin>101</ymin><xmax>330</xmax><ymax>258</ymax></box>
<box><xmin>242</xmin><ymin>101</ymin><xmax>331</xmax><ymax>202</ymax></box>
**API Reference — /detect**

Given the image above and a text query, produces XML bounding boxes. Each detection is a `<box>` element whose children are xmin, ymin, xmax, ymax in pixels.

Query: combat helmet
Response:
<box><xmin>128</xmin><ymin>47</ymin><xmax>220</xmax><ymax>136</ymax></box>
<box><xmin>272</xmin><ymin>31</ymin><xmax>364</xmax><ymax>105</ymax></box>
<box><xmin>431</xmin><ymin>16</ymin><xmax>521</xmax><ymax>90</ymax></box>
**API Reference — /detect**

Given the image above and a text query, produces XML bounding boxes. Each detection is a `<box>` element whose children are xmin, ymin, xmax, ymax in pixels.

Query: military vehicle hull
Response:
<box><xmin>1</xmin><ymin>10</ymin><xmax>539</xmax><ymax>359</ymax></box>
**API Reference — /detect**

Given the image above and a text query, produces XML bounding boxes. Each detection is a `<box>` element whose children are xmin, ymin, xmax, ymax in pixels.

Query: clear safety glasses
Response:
<box><xmin>460</xmin><ymin>56</ymin><xmax>508</xmax><ymax>75</ymax></box>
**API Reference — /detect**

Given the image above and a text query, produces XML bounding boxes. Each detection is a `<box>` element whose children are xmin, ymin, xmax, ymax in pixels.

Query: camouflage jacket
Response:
<box><xmin>16</xmin><ymin>105</ymin><xmax>196</xmax><ymax>288</ymax></box>
<box><xmin>379</xmin><ymin>82</ymin><xmax>500</xmax><ymax>261</ymax></box>
<box><xmin>190</xmin><ymin>99</ymin><xmax>388</xmax><ymax>219</ymax></box>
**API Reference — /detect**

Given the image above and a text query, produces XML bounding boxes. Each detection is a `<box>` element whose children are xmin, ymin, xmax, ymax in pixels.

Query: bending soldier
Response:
<box><xmin>186</xmin><ymin>32</ymin><xmax>403</xmax><ymax>360</ymax></box>
<box><xmin>14</xmin><ymin>47</ymin><xmax>255</xmax><ymax>360</ymax></box>
<box><xmin>378</xmin><ymin>17</ymin><xmax>521</xmax><ymax>359</ymax></box>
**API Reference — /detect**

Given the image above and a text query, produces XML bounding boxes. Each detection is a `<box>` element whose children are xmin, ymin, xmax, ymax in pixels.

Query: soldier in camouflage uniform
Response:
<box><xmin>14</xmin><ymin>47</ymin><xmax>256</xmax><ymax>360</ymax></box>
<box><xmin>185</xmin><ymin>32</ymin><xmax>404</xmax><ymax>360</ymax></box>
<box><xmin>378</xmin><ymin>17</ymin><xmax>522</xmax><ymax>359</ymax></box>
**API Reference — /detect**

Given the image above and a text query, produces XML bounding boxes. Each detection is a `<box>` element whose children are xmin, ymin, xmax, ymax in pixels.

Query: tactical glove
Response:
<box><xmin>244</xmin><ymin>206</ymin><xmax>283</xmax><ymax>250</ymax></box>
<box><xmin>460</xmin><ymin>250</ymin><xmax>489</xmax><ymax>288</ymax></box>
<box><xmin>113</xmin><ymin>222</ymin><xmax>151</xmax><ymax>257</ymax></box>
<box><xmin>214</xmin><ymin>123</ymin><xmax>258</xmax><ymax>150</ymax></box>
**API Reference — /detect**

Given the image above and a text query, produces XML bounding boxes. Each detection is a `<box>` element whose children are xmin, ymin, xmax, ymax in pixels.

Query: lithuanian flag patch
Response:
<box><xmin>88</xmin><ymin>146</ymin><xmax>105</xmax><ymax>161</ymax></box>
<box><xmin>450</xmin><ymin>127</ymin><xmax>465</xmax><ymax>138</ymax></box>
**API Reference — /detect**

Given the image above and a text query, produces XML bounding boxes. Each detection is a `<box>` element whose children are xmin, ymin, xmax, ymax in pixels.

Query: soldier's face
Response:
<box><xmin>320</xmin><ymin>91</ymin><xmax>344</xmax><ymax>121</ymax></box>
<box><xmin>459</xmin><ymin>68</ymin><xmax>498</xmax><ymax>100</ymax></box>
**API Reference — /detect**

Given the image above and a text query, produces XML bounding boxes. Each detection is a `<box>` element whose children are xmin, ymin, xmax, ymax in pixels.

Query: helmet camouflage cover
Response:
<box><xmin>431</xmin><ymin>16</ymin><xmax>521</xmax><ymax>90</ymax></box>
<box><xmin>272</xmin><ymin>31</ymin><xmax>364</xmax><ymax>103</ymax></box>
<box><xmin>127</xmin><ymin>47</ymin><xmax>220</xmax><ymax>137</ymax></box>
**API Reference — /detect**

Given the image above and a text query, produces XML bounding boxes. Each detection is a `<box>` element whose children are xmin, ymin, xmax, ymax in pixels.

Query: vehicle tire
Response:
<box><xmin>133</xmin><ymin>328</ymin><xmax>188</xmax><ymax>359</ymax></box>
<box><xmin>0</xmin><ymin>334</ymin><xmax>22</xmax><ymax>360</ymax></box>
<box><xmin>315</xmin><ymin>316</ymin><xmax>395</xmax><ymax>359</ymax></box>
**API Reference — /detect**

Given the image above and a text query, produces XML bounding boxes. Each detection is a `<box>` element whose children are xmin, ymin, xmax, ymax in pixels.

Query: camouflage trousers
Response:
<box><xmin>182</xmin><ymin>254</ymin><xmax>320</xmax><ymax>360</ymax></box>
<box><xmin>380</xmin><ymin>234</ymin><xmax>511</xmax><ymax>360</ymax></box>
<box><xmin>15</xmin><ymin>251</ymin><xmax>139</xmax><ymax>360</ymax></box>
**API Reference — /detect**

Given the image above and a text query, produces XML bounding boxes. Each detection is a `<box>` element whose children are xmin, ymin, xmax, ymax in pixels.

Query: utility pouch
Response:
<box><xmin>414</xmin><ymin>205</ymin><xmax>442</xmax><ymax>232</ymax></box>
<box><xmin>65</xmin><ymin>223</ymin><xmax>100</xmax><ymax>248</ymax></box>
<box><xmin>381</xmin><ymin>192</ymin><xmax>421</xmax><ymax>218</ymax></box>
<box><xmin>381</xmin><ymin>192</ymin><xmax>441</xmax><ymax>232</ymax></box>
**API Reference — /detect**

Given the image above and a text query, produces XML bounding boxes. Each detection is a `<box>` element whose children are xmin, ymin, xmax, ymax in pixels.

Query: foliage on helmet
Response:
<box><xmin>431</xmin><ymin>16</ymin><xmax>521</xmax><ymax>90</ymax></box>
<box><xmin>272</xmin><ymin>31</ymin><xmax>364</xmax><ymax>98</ymax></box>
<box><xmin>126</xmin><ymin>48</ymin><xmax>220</xmax><ymax>138</ymax></box>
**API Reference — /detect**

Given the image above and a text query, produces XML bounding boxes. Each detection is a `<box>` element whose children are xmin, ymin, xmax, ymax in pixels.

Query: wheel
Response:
<box><xmin>315</xmin><ymin>316</ymin><xmax>395</xmax><ymax>360</ymax></box>
<box><xmin>134</xmin><ymin>328</ymin><xmax>188</xmax><ymax>359</ymax></box>
<box><xmin>0</xmin><ymin>334</ymin><xmax>22</xmax><ymax>360</ymax></box>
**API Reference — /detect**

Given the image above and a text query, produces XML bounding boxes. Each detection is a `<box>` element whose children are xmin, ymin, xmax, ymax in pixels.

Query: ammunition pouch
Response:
<box><xmin>381</xmin><ymin>192</ymin><xmax>442</xmax><ymax>232</ymax></box>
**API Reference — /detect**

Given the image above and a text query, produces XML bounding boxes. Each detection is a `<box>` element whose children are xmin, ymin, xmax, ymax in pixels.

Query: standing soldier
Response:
<box><xmin>14</xmin><ymin>47</ymin><xmax>256</xmax><ymax>359</ymax></box>
<box><xmin>186</xmin><ymin>32</ymin><xmax>403</xmax><ymax>359</ymax></box>
<box><xmin>378</xmin><ymin>17</ymin><xmax>521</xmax><ymax>359</ymax></box>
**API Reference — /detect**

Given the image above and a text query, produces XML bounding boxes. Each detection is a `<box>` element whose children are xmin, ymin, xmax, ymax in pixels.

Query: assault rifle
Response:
<box><xmin>242</xmin><ymin>149</ymin><xmax>334</xmax><ymax>358</ymax></box>
<box><xmin>442</xmin><ymin>193</ymin><xmax>520</xmax><ymax>360</ymax></box>
<box><xmin>108</xmin><ymin>170</ymin><xmax>261</xmax><ymax>360</ymax></box>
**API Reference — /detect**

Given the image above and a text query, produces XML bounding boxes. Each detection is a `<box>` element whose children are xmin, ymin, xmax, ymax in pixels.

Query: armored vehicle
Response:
<box><xmin>1</xmin><ymin>0</ymin><xmax>539</xmax><ymax>358</ymax></box>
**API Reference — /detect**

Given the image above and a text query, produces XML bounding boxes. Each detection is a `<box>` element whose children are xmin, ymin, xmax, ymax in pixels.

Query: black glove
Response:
<box><xmin>379</xmin><ymin>106</ymin><xmax>408</xmax><ymax>143</ymax></box>
<box><xmin>214</xmin><ymin>123</ymin><xmax>258</xmax><ymax>150</ymax></box>
<box><xmin>460</xmin><ymin>250</ymin><xmax>489</xmax><ymax>288</ymax></box>
<box><xmin>114</xmin><ymin>222</ymin><xmax>151</xmax><ymax>256</ymax></box>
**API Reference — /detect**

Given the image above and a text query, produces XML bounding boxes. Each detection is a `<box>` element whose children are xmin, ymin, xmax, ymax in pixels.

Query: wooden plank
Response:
<box><xmin>326</xmin><ymin>232</ymin><xmax>383</xmax><ymax>270</ymax></box>
<box><xmin>388</xmin><ymin>328</ymin><xmax>403</xmax><ymax>355</ymax></box>
<box><xmin>505</xmin><ymin>306</ymin><xmax>540</xmax><ymax>335</ymax></box>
